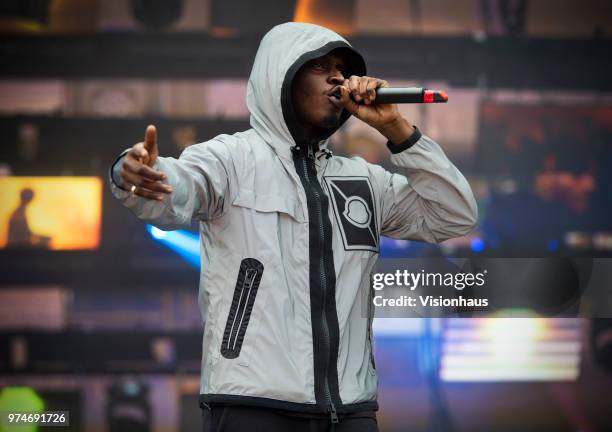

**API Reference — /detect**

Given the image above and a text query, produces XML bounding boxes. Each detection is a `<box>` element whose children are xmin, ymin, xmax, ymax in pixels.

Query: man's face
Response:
<box><xmin>291</xmin><ymin>50</ymin><xmax>347</xmax><ymax>133</ymax></box>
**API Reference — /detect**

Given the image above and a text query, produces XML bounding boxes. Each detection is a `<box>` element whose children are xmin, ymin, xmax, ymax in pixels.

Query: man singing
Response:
<box><xmin>109</xmin><ymin>22</ymin><xmax>477</xmax><ymax>432</ymax></box>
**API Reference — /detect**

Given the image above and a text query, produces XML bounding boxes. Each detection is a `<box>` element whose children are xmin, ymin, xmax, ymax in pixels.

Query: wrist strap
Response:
<box><xmin>386</xmin><ymin>125</ymin><xmax>421</xmax><ymax>154</ymax></box>
<box><xmin>109</xmin><ymin>149</ymin><xmax>131</xmax><ymax>192</ymax></box>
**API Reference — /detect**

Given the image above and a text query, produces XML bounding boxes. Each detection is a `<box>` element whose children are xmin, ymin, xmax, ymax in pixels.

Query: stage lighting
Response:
<box><xmin>146</xmin><ymin>225</ymin><xmax>200</xmax><ymax>268</ymax></box>
<box><xmin>440</xmin><ymin>317</ymin><xmax>582</xmax><ymax>381</ymax></box>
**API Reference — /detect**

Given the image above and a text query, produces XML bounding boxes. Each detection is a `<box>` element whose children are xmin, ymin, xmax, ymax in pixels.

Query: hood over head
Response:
<box><xmin>247</xmin><ymin>22</ymin><xmax>366</xmax><ymax>159</ymax></box>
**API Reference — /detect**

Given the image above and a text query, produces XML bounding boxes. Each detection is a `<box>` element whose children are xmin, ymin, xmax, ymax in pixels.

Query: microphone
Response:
<box><xmin>331</xmin><ymin>87</ymin><xmax>448</xmax><ymax>104</ymax></box>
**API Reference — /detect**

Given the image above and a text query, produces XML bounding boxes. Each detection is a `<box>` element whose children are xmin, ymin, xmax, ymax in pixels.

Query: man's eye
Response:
<box><xmin>311</xmin><ymin>62</ymin><xmax>326</xmax><ymax>70</ymax></box>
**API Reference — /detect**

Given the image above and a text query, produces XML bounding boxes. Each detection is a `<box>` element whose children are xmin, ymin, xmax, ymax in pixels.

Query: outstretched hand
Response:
<box><xmin>119</xmin><ymin>125</ymin><xmax>173</xmax><ymax>201</ymax></box>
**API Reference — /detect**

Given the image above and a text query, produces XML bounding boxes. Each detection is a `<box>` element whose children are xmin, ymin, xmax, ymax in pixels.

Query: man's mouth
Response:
<box><xmin>327</xmin><ymin>87</ymin><xmax>343</xmax><ymax>109</ymax></box>
<box><xmin>328</xmin><ymin>95</ymin><xmax>343</xmax><ymax>110</ymax></box>
<box><xmin>328</xmin><ymin>86</ymin><xmax>342</xmax><ymax>99</ymax></box>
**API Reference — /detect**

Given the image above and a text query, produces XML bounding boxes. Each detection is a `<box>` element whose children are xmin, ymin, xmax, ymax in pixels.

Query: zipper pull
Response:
<box><xmin>307</xmin><ymin>143</ymin><xmax>316</xmax><ymax>160</ymax></box>
<box><xmin>329</xmin><ymin>405</ymin><xmax>339</xmax><ymax>423</ymax></box>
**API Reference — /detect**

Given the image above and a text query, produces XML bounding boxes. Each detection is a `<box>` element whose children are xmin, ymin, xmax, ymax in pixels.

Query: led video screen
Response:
<box><xmin>0</xmin><ymin>177</ymin><xmax>102</xmax><ymax>250</ymax></box>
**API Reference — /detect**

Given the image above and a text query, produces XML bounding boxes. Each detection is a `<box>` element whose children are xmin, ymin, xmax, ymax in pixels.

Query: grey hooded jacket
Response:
<box><xmin>109</xmin><ymin>22</ymin><xmax>478</xmax><ymax>419</ymax></box>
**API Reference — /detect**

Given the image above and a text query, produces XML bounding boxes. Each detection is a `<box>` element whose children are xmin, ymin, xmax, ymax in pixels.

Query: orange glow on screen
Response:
<box><xmin>0</xmin><ymin>177</ymin><xmax>102</xmax><ymax>250</ymax></box>
<box><xmin>293</xmin><ymin>0</ymin><xmax>354</xmax><ymax>36</ymax></box>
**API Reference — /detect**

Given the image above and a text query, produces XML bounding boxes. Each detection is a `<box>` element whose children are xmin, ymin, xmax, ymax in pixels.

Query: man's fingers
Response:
<box><xmin>123</xmin><ymin>169</ymin><xmax>171</xmax><ymax>193</ymax></box>
<box><xmin>138</xmin><ymin>177</ymin><xmax>173</xmax><ymax>194</ymax></box>
<box><xmin>124</xmin><ymin>157</ymin><xmax>166</xmax><ymax>181</ymax></box>
<box><xmin>135</xmin><ymin>163</ymin><xmax>166</xmax><ymax>181</ymax></box>
<box><xmin>134</xmin><ymin>186</ymin><xmax>165</xmax><ymax>201</ymax></box>
<box><xmin>129</xmin><ymin>142</ymin><xmax>149</xmax><ymax>162</ymax></box>
<box><xmin>348</xmin><ymin>76</ymin><xmax>361</xmax><ymax>102</ymax></box>
<box><xmin>121</xmin><ymin>172</ymin><xmax>169</xmax><ymax>201</ymax></box>
<box><xmin>338</xmin><ymin>86</ymin><xmax>360</xmax><ymax>116</ymax></box>
<box><xmin>347</xmin><ymin>76</ymin><xmax>389</xmax><ymax>105</ymax></box>
<box><xmin>143</xmin><ymin>125</ymin><xmax>157</xmax><ymax>153</ymax></box>
<box><xmin>358</xmin><ymin>77</ymin><xmax>369</xmax><ymax>98</ymax></box>
<box><xmin>365</xmin><ymin>79</ymin><xmax>378</xmax><ymax>105</ymax></box>
<box><xmin>128</xmin><ymin>142</ymin><xmax>152</xmax><ymax>166</ymax></box>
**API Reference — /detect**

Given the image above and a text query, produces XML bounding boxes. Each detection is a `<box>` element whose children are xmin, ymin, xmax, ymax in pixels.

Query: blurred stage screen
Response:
<box><xmin>0</xmin><ymin>177</ymin><xmax>102</xmax><ymax>250</ymax></box>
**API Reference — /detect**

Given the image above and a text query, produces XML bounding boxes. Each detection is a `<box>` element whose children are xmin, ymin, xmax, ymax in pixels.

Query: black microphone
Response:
<box><xmin>331</xmin><ymin>87</ymin><xmax>448</xmax><ymax>104</ymax></box>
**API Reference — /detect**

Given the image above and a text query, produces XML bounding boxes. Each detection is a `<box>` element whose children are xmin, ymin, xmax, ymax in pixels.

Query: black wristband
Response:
<box><xmin>386</xmin><ymin>125</ymin><xmax>422</xmax><ymax>154</ymax></box>
<box><xmin>109</xmin><ymin>149</ymin><xmax>131</xmax><ymax>192</ymax></box>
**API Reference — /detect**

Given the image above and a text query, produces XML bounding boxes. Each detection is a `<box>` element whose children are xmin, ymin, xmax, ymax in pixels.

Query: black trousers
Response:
<box><xmin>201</xmin><ymin>405</ymin><xmax>378</xmax><ymax>432</ymax></box>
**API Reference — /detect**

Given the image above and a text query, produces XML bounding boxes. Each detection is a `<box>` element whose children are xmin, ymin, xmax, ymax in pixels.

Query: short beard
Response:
<box><xmin>319</xmin><ymin>113</ymin><xmax>341</xmax><ymax>130</ymax></box>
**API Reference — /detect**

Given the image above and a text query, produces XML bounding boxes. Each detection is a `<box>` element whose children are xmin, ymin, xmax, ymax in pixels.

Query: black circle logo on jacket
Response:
<box><xmin>325</xmin><ymin>176</ymin><xmax>379</xmax><ymax>252</ymax></box>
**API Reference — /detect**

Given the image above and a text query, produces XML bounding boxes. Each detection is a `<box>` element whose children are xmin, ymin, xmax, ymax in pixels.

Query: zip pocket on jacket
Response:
<box><xmin>221</xmin><ymin>258</ymin><xmax>264</xmax><ymax>359</ymax></box>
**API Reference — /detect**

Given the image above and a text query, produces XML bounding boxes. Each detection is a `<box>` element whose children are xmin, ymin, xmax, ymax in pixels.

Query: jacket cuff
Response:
<box><xmin>109</xmin><ymin>149</ymin><xmax>131</xmax><ymax>192</ymax></box>
<box><xmin>386</xmin><ymin>125</ymin><xmax>422</xmax><ymax>154</ymax></box>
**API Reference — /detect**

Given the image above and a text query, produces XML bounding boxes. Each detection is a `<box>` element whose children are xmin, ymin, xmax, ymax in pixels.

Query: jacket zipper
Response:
<box><xmin>227</xmin><ymin>268</ymin><xmax>257</xmax><ymax>351</ymax></box>
<box><xmin>299</xmin><ymin>145</ymin><xmax>339</xmax><ymax>424</ymax></box>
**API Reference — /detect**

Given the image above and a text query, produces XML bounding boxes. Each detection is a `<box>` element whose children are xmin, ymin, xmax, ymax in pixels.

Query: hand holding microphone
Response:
<box><xmin>335</xmin><ymin>76</ymin><xmax>447</xmax><ymax>144</ymax></box>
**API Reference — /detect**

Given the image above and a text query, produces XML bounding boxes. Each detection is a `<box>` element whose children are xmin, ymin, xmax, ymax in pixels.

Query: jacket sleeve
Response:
<box><xmin>108</xmin><ymin>139</ymin><xmax>237</xmax><ymax>230</ymax></box>
<box><xmin>371</xmin><ymin>133</ymin><xmax>478</xmax><ymax>243</ymax></box>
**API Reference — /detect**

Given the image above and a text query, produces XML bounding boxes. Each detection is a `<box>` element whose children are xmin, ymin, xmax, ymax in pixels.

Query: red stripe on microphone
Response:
<box><xmin>424</xmin><ymin>90</ymin><xmax>434</xmax><ymax>103</ymax></box>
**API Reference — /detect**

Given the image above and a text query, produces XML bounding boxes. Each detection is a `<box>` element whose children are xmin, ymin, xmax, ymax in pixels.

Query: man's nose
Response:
<box><xmin>329</xmin><ymin>69</ymin><xmax>345</xmax><ymax>85</ymax></box>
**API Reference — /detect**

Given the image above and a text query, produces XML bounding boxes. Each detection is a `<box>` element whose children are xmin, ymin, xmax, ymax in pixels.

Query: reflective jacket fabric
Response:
<box><xmin>109</xmin><ymin>22</ymin><xmax>478</xmax><ymax>418</ymax></box>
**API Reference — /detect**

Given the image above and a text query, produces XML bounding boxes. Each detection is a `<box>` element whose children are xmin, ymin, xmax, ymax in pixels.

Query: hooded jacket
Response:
<box><xmin>109</xmin><ymin>22</ymin><xmax>478</xmax><ymax>420</ymax></box>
